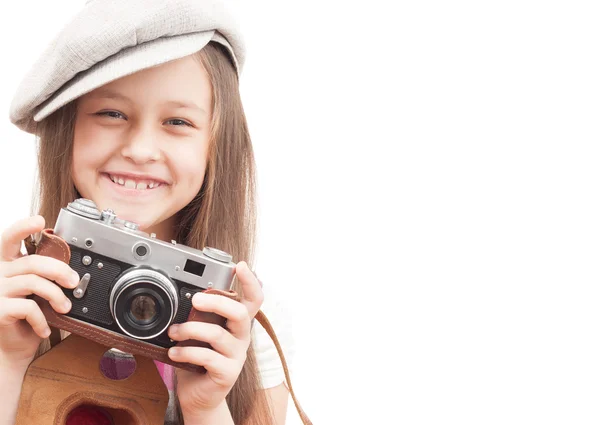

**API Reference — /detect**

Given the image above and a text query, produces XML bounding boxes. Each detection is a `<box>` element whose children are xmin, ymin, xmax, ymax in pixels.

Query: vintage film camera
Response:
<box><xmin>52</xmin><ymin>198</ymin><xmax>236</xmax><ymax>348</ymax></box>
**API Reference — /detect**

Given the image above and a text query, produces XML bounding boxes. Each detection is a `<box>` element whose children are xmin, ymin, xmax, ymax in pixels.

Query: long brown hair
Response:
<box><xmin>31</xmin><ymin>42</ymin><xmax>275</xmax><ymax>425</ymax></box>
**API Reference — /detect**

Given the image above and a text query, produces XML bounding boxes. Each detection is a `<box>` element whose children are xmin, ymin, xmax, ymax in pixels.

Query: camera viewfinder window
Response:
<box><xmin>184</xmin><ymin>259</ymin><xmax>206</xmax><ymax>277</ymax></box>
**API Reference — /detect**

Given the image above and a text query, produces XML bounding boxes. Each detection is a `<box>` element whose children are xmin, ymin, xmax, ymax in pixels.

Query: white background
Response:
<box><xmin>2</xmin><ymin>1</ymin><xmax>600</xmax><ymax>424</ymax></box>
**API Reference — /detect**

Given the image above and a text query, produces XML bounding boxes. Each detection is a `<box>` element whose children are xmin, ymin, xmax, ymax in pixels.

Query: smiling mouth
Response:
<box><xmin>101</xmin><ymin>173</ymin><xmax>165</xmax><ymax>191</ymax></box>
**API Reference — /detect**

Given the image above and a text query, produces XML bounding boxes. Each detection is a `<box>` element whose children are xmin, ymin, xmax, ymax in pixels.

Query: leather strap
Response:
<box><xmin>254</xmin><ymin>310</ymin><xmax>313</xmax><ymax>425</ymax></box>
<box><xmin>27</xmin><ymin>229</ymin><xmax>312</xmax><ymax>425</ymax></box>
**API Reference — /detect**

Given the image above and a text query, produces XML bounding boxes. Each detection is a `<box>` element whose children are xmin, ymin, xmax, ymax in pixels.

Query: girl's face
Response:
<box><xmin>72</xmin><ymin>55</ymin><xmax>212</xmax><ymax>240</ymax></box>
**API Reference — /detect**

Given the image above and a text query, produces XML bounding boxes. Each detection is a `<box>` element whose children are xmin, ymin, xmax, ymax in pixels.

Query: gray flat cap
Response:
<box><xmin>9</xmin><ymin>0</ymin><xmax>245</xmax><ymax>134</ymax></box>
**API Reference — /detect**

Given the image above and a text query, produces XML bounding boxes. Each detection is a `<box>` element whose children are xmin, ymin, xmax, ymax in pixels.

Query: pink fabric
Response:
<box><xmin>154</xmin><ymin>360</ymin><xmax>175</xmax><ymax>390</ymax></box>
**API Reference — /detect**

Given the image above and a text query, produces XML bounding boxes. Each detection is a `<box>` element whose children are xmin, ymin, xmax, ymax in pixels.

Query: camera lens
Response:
<box><xmin>129</xmin><ymin>294</ymin><xmax>157</xmax><ymax>324</ymax></box>
<box><xmin>110</xmin><ymin>268</ymin><xmax>178</xmax><ymax>340</ymax></box>
<box><xmin>135</xmin><ymin>245</ymin><xmax>148</xmax><ymax>257</ymax></box>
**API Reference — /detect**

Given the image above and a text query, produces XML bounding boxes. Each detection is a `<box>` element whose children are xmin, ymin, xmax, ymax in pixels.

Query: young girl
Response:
<box><xmin>0</xmin><ymin>1</ymin><xmax>294</xmax><ymax>424</ymax></box>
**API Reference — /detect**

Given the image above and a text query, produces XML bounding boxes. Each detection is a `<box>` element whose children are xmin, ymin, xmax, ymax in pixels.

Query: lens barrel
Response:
<box><xmin>110</xmin><ymin>268</ymin><xmax>178</xmax><ymax>339</ymax></box>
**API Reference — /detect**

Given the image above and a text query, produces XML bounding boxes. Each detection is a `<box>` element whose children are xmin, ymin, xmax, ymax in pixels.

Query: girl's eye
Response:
<box><xmin>96</xmin><ymin>110</ymin><xmax>125</xmax><ymax>120</ymax></box>
<box><xmin>96</xmin><ymin>111</ymin><xmax>193</xmax><ymax>127</ymax></box>
<box><xmin>166</xmin><ymin>118</ymin><xmax>194</xmax><ymax>127</ymax></box>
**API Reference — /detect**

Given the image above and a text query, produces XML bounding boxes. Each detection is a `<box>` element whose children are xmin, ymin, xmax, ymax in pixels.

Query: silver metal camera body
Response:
<box><xmin>53</xmin><ymin>198</ymin><xmax>236</xmax><ymax>348</ymax></box>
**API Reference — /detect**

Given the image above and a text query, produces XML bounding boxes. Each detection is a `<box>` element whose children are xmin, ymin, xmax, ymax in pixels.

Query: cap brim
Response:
<box><xmin>33</xmin><ymin>30</ymin><xmax>221</xmax><ymax>127</ymax></box>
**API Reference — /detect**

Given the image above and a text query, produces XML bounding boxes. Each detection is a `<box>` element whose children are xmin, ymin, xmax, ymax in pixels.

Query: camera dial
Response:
<box><xmin>101</xmin><ymin>208</ymin><xmax>117</xmax><ymax>224</ymax></box>
<box><xmin>67</xmin><ymin>198</ymin><xmax>102</xmax><ymax>220</ymax></box>
<box><xmin>124</xmin><ymin>221</ymin><xmax>139</xmax><ymax>231</ymax></box>
<box><xmin>202</xmin><ymin>247</ymin><xmax>233</xmax><ymax>263</ymax></box>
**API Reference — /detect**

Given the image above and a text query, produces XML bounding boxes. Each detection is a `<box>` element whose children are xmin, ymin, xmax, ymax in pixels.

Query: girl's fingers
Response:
<box><xmin>3</xmin><ymin>255</ymin><xmax>80</xmax><ymax>289</ymax></box>
<box><xmin>189</xmin><ymin>262</ymin><xmax>264</xmax><ymax>339</ymax></box>
<box><xmin>0</xmin><ymin>274</ymin><xmax>72</xmax><ymax>314</ymax></box>
<box><xmin>168</xmin><ymin>321</ymin><xmax>240</xmax><ymax>358</ymax></box>
<box><xmin>168</xmin><ymin>346</ymin><xmax>240</xmax><ymax>386</ymax></box>
<box><xmin>0</xmin><ymin>298</ymin><xmax>50</xmax><ymax>338</ymax></box>
<box><xmin>191</xmin><ymin>292</ymin><xmax>251</xmax><ymax>339</ymax></box>
<box><xmin>0</xmin><ymin>215</ymin><xmax>45</xmax><ymax>261</ymax></box>
<box><xmin>235</xmin><ymin>262</ymin><xmax>264</xmax><ymax>318</ymax></box>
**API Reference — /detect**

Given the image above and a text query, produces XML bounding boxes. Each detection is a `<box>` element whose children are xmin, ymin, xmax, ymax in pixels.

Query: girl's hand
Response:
<box><xmin>0</xmin><ymin>216</ymin><xmax>79</xmax><ymax>370</ymax></box>
<box><xmin>167</xmin><ymin>261</ymin><xmax>264</xmax><ymax>419</ymax></box>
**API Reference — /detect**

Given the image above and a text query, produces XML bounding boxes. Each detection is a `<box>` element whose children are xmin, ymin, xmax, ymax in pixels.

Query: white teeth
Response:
<box><xmin>108</xmin><ymin>174</ymin><xmax>161</xmax><ymax>190</ymax></box>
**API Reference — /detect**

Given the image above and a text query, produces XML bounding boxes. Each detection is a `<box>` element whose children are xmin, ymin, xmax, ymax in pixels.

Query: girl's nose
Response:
<box><xmin>120</xmin><ymin>126</ymin><xmax>161</xmax><ymax>164</ymax></box>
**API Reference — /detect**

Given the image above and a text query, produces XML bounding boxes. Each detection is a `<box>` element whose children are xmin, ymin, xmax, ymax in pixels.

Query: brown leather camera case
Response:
<box><xmin>15</xmin><ymin>333</ymin><xmax>169</xmax><ymax>425</ymax></box>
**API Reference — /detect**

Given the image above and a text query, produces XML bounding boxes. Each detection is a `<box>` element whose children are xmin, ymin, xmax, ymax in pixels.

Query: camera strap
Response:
<box><xmin>25</xmin><ymin>229</ymin><xmax>313</xmax><ymax>425</ymax></box>
<box><xmin>254</xmin><ymin>309</ymin><xmax>312</xmax><ymax>425</ymax></box>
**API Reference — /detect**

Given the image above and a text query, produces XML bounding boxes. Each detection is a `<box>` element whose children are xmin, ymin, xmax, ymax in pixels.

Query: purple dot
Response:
<box><xmin>99</xmin><ymin>349</ymin><xmax>137</xmax><ymax>380</ymax></box>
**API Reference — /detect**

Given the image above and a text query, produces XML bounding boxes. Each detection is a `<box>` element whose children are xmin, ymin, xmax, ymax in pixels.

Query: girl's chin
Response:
<box><xmin>115</xmin><ymin>214</ymin><xmax>171</xmax><ymax>237</ymax></box>
<box><xmin>92</xmin><ymin>201</ymin><xmax>154</xmax><ymax>224</ymax></box>
<box><xmin>117</xmin><ymin>215</ymin><xmax>153</xmax><ymax>228</ymax></box>
<box><xmin>96</xmin><ymin>208</ymin><xmax>152</xmax><ymax>228</ymax></box>
<box><xmin>84</xmin><ymin>195</ymin><xmax>175</xmax><ymax>236</ymax></box>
